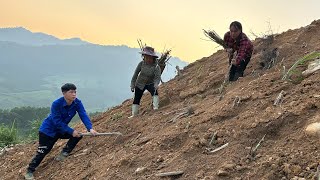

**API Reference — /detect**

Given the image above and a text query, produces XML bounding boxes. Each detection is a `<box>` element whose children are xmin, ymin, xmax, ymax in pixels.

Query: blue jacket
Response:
<box><xmin>39</xmin><ymin>97</ymin><xmax>93</xmax><ymax>137</ymax></box>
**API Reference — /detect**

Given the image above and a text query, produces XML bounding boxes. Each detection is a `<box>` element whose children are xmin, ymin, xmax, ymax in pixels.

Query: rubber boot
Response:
<box><xmin>24</xmin><ymin>171</ymin><xmax>34</xmax><ymax>180</ymax></box>
<box><xmin>153</xmin><ymin>95</ymin><xmax>159</xmax><ymax>110</ymax></box>
<box><xmin>128</xmin><ymin>104</ymin><xmax>139</xmax><ymax>118</ymax></box>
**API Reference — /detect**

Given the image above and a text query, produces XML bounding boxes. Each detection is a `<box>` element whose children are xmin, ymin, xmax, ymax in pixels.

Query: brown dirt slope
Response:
<box><xmin>1</xmin><ymin>20</ymin><xmax>320</xmax><ymax>180</ymax></box>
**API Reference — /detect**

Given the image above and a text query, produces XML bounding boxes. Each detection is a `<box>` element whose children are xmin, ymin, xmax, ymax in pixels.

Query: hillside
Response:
<box><xmin>1</xmin><ymin>20</ymin><xmax>320</xmax><ymax>179</ymax></box>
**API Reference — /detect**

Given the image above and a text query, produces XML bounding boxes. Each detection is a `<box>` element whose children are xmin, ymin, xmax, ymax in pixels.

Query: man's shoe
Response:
<box><xmin>24</xmin><ymin>171</ymin><xmax>34</xmax><ymax>180</ymax></box>
<box><xmin>55</xmin><ymin>151</ymin><xmax>69</xmax><ymax>161</ymax></box>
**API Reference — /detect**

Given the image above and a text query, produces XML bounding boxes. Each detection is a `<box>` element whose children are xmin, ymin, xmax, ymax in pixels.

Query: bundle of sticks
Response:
<box><xmin>157</xmin><ymin>49</ymin><xmax>172</xmax><ymax>74</ymax></box>
<box><xmin>203</xmin><ymin>29</ymin><xmax>227</xmax><ymax>49</ymax></box>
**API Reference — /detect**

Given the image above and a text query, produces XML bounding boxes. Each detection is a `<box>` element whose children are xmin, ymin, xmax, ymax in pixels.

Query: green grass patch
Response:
<box><xmin>28</xmin><ymin>119</ymin><xmax>43</xmax><ymax>141</ymax></box>
<box><xmin>111</xmin><ymin>112</ymin><xmax>123</xmax><ymax>121</ymax></box>
<box><xmin>0</xmin><ymin>120</ymin><xmax>18</xmax><ymax>147</ymax></box>
<box><xmin>282</xmin><ymin>51</ymin><xmax>320</xmax><ymax>83</ymax></box>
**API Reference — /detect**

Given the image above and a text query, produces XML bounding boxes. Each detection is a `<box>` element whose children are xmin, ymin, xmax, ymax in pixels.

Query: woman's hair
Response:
<box><xmin>230</xmin><ymin>21</ymin><xmax>242</xmax><ymax>32</ymax></box>
<box><xmin>61</xmin><ymin>83</ymin><xmax>77</xmax><ymax>92</ymax></box>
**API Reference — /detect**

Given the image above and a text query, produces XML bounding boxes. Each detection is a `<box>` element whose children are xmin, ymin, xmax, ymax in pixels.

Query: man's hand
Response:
<box><xmin>90</xmin><ymin>129</ymin><xmax>98</xmax><ymax>136</ymax></box>
<box><xmin>72</xmin><ymin>130</ymin><xmax>81</xmax><ymax>137</ymax></box>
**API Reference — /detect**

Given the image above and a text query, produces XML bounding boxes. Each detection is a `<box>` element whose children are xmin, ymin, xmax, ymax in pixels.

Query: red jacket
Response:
<box><xmin>224</xmin><ymin>32</ymin><xmax>253</xmax><ymax>66</ymax></box>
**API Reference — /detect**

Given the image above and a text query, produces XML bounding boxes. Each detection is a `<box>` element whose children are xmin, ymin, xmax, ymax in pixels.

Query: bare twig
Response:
<box><xmin>218</xmin><ymin>61</ymin><xmax>233</xmax><ymax>96</ymax></box>
<box><xmin>127</xmin><ymin>133</ymin><xmax>142</xmax><ymax>146</ymax></box>
<box><xmin>253</xmin><ymin>134</ymin><xmax>266</xmax><ymax>152</ymax></box>
<box><xmin>232</xmin><ymin>96</ymin><xmax>241</xmax><ymax>108</ymax></box>
<box><xmin>273</xmin><ymin>90</ymin><xmax>284</xmax><ymax>106</ymax></box>
<box><xmin>73</xmin><ymin>152</ymin><xmax>87</xmax><ymax>158</ymax></box>
<box><xmin>316</xmin><ymin>164</ymin><xmax>320</xmax><ymax>180</ymax></box>
<box><xmin>282</xmin><ymin>65</ymin><xmax>286</xmax><ymax>73</ymax></box>
<box><xmin>249</xmin><ymin>134</ymin><xmax>266</xmax><ymax>158</ymax></box>
<box><xmin>267</xmin><ymin>54</ymin><xmax>277</xmax><ymax>69</ymax></box>
<box><xmin>155</xmin><ymin>171</ymin><xmax>184</xmax><ymax>177</ymax></box>
<box><xmin>280</xmin><ymin>57</ymin><xmax>285</xmax><ymax>65</ymax></box>
<box><xmin>137</xmin><ymin>39</ymin><xmax>145</xmax><ymax>51</ymax></box>
<box><xmin>209</xmin><ymin>143</ymin><xmax>229</xmax><ymax>153</ymax></box>
<box><xmin>163</xmin><ymin>108</ymin><xmax>186</xmax><ymax>116</ymax></box>
<box><xmin>249</xmin><ymin>21</ymin><xmax>276</xmax><ymax>40</ymax></box>
<box><xmin>265</xmin><ymin>20</ymin><xmax>274</xmax><ymax>38</ymax></box>
<box><xmin>185</xmin><ymin>121</ymin><xmax>191</xmax><ymax>129</ymax></box>
<box><xmin>168</xmin><ymin>107</ymin><xmax>194</xmax><ymax>123</ymax></box>
<box><xmin>169</xmin><ymin>112</ymin><xmax>187</xmax><ymax>123</ymax></box>
<box><xmin>209</xmin><ymin>132</ymin><xmax>218</xmax><ymax>146</ymax></box>
<box><xmin>219</xmin><ymin>64</ymin><xmax>231</xmax><ymax>91</ymax></box>
<box><xmin>249</xmin><ymin>29</ymin><xmax>260</xmax><ymax>39</ymax></box>
<box><xmin>175</xmin><ymin>65</ymin><xmax>182</xmax><ymax>77</ymax></box>
<box><xmin>301</xmin><ymin>42</ymin><xmax>308</xmax><ymax>48</ymax></box>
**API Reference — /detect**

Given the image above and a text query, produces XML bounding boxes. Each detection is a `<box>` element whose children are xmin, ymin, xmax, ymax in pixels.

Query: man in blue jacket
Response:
<box><xmin>24</xmin><ymin>83</ymin><xmax>98</xmax><ymax>180</ymax></box>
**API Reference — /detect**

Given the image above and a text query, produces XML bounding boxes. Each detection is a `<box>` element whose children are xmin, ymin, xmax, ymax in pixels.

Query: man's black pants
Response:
<box><xmin>27</xmin><ymin>132</ymin><xmax>82</xmax><ymax>173</ymax></box>
<box><xmin>133</xmin><ymin>84</ymin><xmax>158</xmax><ymax>105</ymax></box>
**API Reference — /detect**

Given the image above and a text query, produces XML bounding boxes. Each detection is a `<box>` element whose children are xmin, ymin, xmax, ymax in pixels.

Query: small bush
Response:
<box><xmin>0</xmin><ymin>120</ymin><xmax>18</xmax><ymax>148</ymax></box>
<box><xmin>28</xmin><ymin>119</ymin><xmax>43</xmax><ymax>140</ymax></box>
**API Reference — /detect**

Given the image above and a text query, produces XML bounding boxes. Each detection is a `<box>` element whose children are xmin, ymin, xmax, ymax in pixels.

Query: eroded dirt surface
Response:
<box><xmin>1</xmin><ymin>20</ymin><xmax>320</xmax><ymax>180</ymax></box>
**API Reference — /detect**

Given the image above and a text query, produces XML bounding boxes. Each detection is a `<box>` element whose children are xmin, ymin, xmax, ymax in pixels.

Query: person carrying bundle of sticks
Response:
<box><xmin>129</xmin><ymin>46</ymin><xmax>162</xmax><ymax>118</ymax></box>
<box><xmin>223</xmin><ymin>21</ymin><xmax>253</xmax><ymax>81</ymax></box>
<box><xmin>204</xmin><ymin>21</ymin><xmax>253</xmax><ymax>81</ymax></box>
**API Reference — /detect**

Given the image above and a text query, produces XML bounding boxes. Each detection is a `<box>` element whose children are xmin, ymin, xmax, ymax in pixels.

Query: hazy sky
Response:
<box><xmin>1</xmin><ymin>0</ymin><xmax>319</xmax><ymax>62</ymax></box>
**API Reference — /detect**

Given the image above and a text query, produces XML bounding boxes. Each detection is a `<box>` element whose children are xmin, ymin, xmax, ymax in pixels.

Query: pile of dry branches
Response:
<box><xmin>157</xmin><ymin>49</ymin><xmax>172</xmax><ymax>74</ymax></box>
<box><xmin>203</xmin><ymin>29</ymin><xmax>227</xmax><ymax>48</ymax></box>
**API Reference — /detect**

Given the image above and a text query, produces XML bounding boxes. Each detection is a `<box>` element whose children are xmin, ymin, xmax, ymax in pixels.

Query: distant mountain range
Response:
<box><xmin>0</xmin><ymin>27</ymin><xmax>88</xmax><ymax>46</ymax></box>
<box><xmin>0</xmin><ymin>27</ymin><xmax>188</xmax><ymax>111</ymax></box>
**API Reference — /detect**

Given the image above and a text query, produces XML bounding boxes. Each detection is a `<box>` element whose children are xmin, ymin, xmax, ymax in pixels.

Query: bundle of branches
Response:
<box><xmin>158</xmin><ymin>49</ymin><xmax>172</xmax><ymax>74</ymax></box>
<box><xmin>203</xmin><ymin>29</ymin><xmax>227</xmax><ymax>49</ymax></box>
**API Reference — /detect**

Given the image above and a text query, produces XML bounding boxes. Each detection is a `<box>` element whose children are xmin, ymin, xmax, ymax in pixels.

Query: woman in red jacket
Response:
<box><xmin>224</xmin><ymin>21</ymin><xmax>253</xmax><ymax>81</ymax></box>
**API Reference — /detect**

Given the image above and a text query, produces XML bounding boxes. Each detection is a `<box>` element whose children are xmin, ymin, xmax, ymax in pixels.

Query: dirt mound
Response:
<box><xmin>1</xmin><ymin>19</ymin><xmax>320</xmax><ymax>180</ymax></box>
